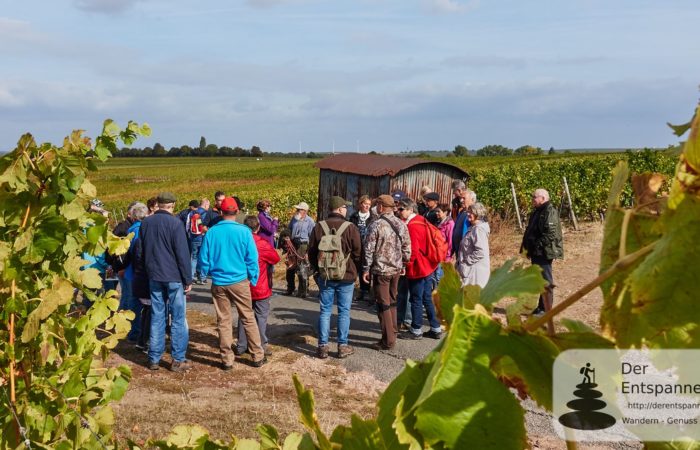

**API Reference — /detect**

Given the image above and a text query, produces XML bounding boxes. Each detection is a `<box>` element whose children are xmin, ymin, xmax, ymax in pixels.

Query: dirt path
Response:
<box><xmin>111</xmin><ymin>222</ymin><xmax>617</xmax><ymax>448</ymax></box>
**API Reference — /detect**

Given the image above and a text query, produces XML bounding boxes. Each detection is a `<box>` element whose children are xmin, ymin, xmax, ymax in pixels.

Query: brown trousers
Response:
<box><xmin>212</xmin><ymin>281</ymin><xmax>264</xmax><ymax>365</ymax></box>
<box><xmin>373</xmin><ymin>273</ymin><xmax>400</xmax><ymax>349</ymax></box>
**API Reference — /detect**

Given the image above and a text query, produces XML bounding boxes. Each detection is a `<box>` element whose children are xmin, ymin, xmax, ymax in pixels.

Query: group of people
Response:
<box><xmin>86</xmin><ymin>179</ymin><xmax>563</xmax><ymax>371</ymax></box>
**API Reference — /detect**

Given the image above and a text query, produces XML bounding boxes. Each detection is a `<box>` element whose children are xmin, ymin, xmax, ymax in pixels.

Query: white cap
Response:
<box><xmin>294</xmin><ymin>202</ymin><xmax>310</xmax><ymax>211</ymax></box>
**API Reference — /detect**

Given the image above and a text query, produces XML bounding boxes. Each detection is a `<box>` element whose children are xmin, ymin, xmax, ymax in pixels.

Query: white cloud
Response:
<box><xmin>428</xmin><ymin>0</ymin><xmax>479</xmax><ymax>14</ymax></box>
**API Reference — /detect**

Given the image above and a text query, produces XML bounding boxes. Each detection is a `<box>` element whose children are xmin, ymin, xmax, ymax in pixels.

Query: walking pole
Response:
<box><xmin>562</xmin><ymin>177</ymin><xmax>579</xmax><ymax>231</ymax></box>
<box><xmin>510</xmin><ymin>182</ymin><xmax>523</xmax><ymax>230</ymax></box>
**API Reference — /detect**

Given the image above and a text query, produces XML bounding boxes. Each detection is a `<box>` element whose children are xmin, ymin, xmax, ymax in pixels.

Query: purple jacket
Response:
<box><xmin>257</xmin><ymin>211</ymin><xmax>279</xmax><ymax>248</ymax></box>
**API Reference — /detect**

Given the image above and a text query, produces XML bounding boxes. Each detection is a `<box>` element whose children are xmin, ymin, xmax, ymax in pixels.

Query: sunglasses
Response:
<box><xmin>397</xmin><ymin>207</ymin><xmax>405</xmax><ymax>212</ymax></box>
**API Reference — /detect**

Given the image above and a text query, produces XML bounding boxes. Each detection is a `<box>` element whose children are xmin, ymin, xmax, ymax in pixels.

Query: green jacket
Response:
<box><xmin>521</xmin><ymin>201</ymin><xmax>564</xmax><ymax>261</ymax></box>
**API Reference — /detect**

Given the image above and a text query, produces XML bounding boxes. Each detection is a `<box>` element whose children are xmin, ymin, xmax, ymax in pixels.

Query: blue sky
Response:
<box><xmin>1</xmin><ymin>0</ymin><xmax>699</xmax><ymax>152</ymax></box>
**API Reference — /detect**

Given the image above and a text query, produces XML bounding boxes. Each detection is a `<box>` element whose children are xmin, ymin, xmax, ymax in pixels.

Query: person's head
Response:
<box><xmin>376</xmin><ymin>195</ymin><xmax>394</xmax><ymax>215</ymax></box>
<box><xmin>129</xmin><ymin>202</ymin><xmax>149</xmax><ymax>222</ymax></box>
<box><xmin>329</xmin><ymin>196</ymin><xmax>351</xmax><ymax>216</ymax></box>
<box><xmin>256</xmin><ymin>199</ymin><xmax>271</xmax><ymax>212</ymax></box>
<box><xmin>294</xmin><ymin>202</ymin><xmax>310</xmax><ymax>218</ymax></box>
<box><xmin>419</xmin><ymin>186</ymin><xmax>433</xmax><ymax>198</ymax></box>
<box><xmin>391</xmin><ymin>190</ymin><xmax>406</xmax><ymax>208</ymax></box>
<box><xmin>463</xmin><ymin>189</ymin><xmax>477</xmax><ymax>208</ymax></box>
<box><xmin>214</xmin><ymin>191</ymin><xmax>226</xmax><ymax>208</ymax></box>
<box><xmin>220</xmin><ymin>197</ymin><xmax>239</xmax><ymax>219</ymax></box>
<box><xmin>358</xmin><ymin>195</ymin><xmax>371</xmax><ymax>213</ymax></box>
<box><xmin>147</xmin><ymin>197</ymin><xmax>158</xmax><ymax>214</ymax></box>
<box><xmin>244</xmin><ymin>215</ymin><xmax>260</xmax><ymax>233</ymax></box>
<box><xmin>436</xmin><ymin>203</ymin><xmax>450</xmax><ymax>221</ymax></box>
<box><xmin>531</xmin><ymin>188</ymin><xmax>549</xmax><ymax>208</ymax></box>
<box><xmin>467</xmin><ymin>202</ymin><xmax>487</xmax><ymax>225</ymax></box>
<box><xmin>188</xmin><ymin>199</ymin><xmax>200</xmax><ymax>210</ymax></box>
<box><xmin>200</xmin><ymin>197</ymin><xmax>210</xmax><ymax>210</ymax></box>
<box><xmin>423</xmin><ymin>192</ymin><xmax>440</xmax><ymax>209</ymax></box>
<box><xmin>397</xmin><ymin>198</ymin><xmax>417</xmax><ymax>220</ymax></box>
<box><xmin>157</xmin><ymin>192</ymin><xmax>177</xmax><ymax>213</ymax></box>
<box><xmin>125</xmin><ymin>201</ymin><xmax>139</xmax><ymax>219</ymax></box>
<box><xmin>451</xmin><ymin>180</ymin><xmax>466</xmax><ymax>199</ymax></box>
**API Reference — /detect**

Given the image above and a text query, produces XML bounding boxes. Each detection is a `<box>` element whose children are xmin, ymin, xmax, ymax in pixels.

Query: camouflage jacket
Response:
<box><xmin>362</xmin><ymin>213</ymin><xmax>411</xmax><ymax>276</ymax></box>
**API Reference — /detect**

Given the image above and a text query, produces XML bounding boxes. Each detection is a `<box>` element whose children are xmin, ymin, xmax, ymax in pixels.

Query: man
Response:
<box><xmin>422</xmin><ymin>192</ymin><xmax>440</xmax><ymax>226</ymax></box>
<box><xmin>139</xmin><ymin>192</ymin><xmax>192</xmax><ymax>372</ymax></box>
<box><xmin>398</xmin><ymin>198</ymin><xmax>442</xmax><ymax>340</ymax></box>
<box><xmin>183</xmin><ymin>200</ymin><xmax>208</xmax><ymax>285</ymax></box>
<box><xmin>521</xmin><ymin>188</ymin><xmax>564</xmax><ymax>316</ymax></box>
<box><xmin>198</xmin><ymin>197</ymin><xmax>266</xmax><ymax>369</ymax></box>
<box><xmin>308</xmin><ymin>196</ymin><xmax>362</xmax><ymax>359</ymax></box>
<box><xmin>451</xmin><ymin>188</ymin><xmax>477</xmax><ymax>259</ymax></box>
<box><xmin>285</xmin><ymin>202</ymin><xmax>315</xmax><ymax>298</ymax></box>
<box><xmin>362</xmin><ymin>195</ymin><xmax>411</xmax><ymax>350</ymax></box>
<box><xmin>450</xmin><ymin>180</ymin><xmax>466</xmax><ymax>220</ymax></box>
<box><xmin>205</xmin><ymin>191</ymin><xmax>226</xmax><ymax>228</ymax></box>
<box><xmin>178</xmin><ymin>199</ymin><xmax>199</xmax><ymax>225</ymax></box>
<box><xmin>391</xmin><ymin>190</ymin><xmax>407</xmax><ymax>211</ymax></box>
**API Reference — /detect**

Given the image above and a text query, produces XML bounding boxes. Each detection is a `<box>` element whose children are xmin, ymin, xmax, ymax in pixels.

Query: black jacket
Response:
<box><xmin>521</xmin><ymin>201</ymin><xmax>564</xmax><ymax>261</ymax></box>
<box><xmin>139</xmin><ymin>210</ymin><xmax>192</xmax><ymax>285</ymax></box>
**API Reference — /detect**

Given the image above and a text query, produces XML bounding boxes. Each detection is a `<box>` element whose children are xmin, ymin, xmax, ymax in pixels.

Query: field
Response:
<box><xmin>95</xmin><ymin>150</ymin><xmax>677</xmax><ymax>223</ymax></box>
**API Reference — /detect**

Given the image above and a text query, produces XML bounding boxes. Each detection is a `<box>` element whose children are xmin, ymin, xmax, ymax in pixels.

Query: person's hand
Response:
<box><xmin>362</xmin><ymin>272</ymin><xmax>370</xmax><ymax>284</ymax></box>
<box><xmin>184</xmin><ymin>284</ymin><xmax>192</xmax><ymax>293</ymax></box>
<box><xmin>400</xmin><ymin>267</ymin><xmax>406</xmax><ymax>276</ymax></box>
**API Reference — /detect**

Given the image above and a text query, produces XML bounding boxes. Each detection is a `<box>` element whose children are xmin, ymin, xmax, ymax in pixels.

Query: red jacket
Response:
<box><xmin>405</xmin><ymin>215</ymin><xmax>439</xmax><ymax>279</ymax></box>
<box><xmin>250</xmin><ymin>234</ymin><xmax>281</xmax><ymax>300</ymax></box>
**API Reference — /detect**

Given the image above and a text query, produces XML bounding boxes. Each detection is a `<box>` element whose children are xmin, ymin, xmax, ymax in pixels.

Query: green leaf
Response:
<box><xmin>293</xmin><ymin>374</ymin><xmax>331</xmax><ymax>450</ymax></box>
<box><xmin>684</xmin><ymin>105</ymin><xmax>700</xmax><ymax>173</ymax></box>
<box><xmin>281</xmin><ymin>433</ymin><xmax>305</xmax><ymax>450</ymax></box>
<box><xmin>436</xmin><ymin>263</ymin><xmax>462</xmax><ymax>325</ymax></box>
<box><xmin>21</xmin><ymin>277</ymin><xmax>75</xmax><ymax>342</ymax></box>
<box><xmin>165</xmin><ymin>425</ymin><xmax>211</xmax><ymax>448</ymax></box>
<box><xmin>607</xmin><ymin>161</ymin><xmax>630</xmax><ymax>207</ymax></box>
<box><xmin>667</xmin><ymin>119</ymin><xmax>693</xmax><ymax>137</ymax></box>
<box><xmin>329</xmin><ymin>416</ymin><xmax>385</xmax><ymax>450</ymax></box>
<box><xmin>60</xmin><ymin>199</ymin><xmax>86</xmax><ymax>221</ymax></box>
<box><xmin>257</xmin><ymin>424</ymin><xmax>280</xmax><ymax>450</ymax></box>
<box><xmin>106</xmin><ymin>232</ymin><xmax>132</xmax><ymax>256</ymax></box>
<box><xmin>87</xmin><ymin>223</ymin><xmax>106</xmax><ymax>244</ymax></box>
<box><xmin>549</xmin><ymin>332</ymin><xmax>615</xmax><ymax>351</ymax></box>
<box><xmin>480</xmin><ymin>258</ymin><xmax>546</xmax><ymax>308</ymax></box>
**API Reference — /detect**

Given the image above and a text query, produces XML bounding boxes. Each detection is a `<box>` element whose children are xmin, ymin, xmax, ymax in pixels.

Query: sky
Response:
<box><xmin>1</xmin><ymin>0</ymin><xmax>699</xmax><ymax>153</ymax></box>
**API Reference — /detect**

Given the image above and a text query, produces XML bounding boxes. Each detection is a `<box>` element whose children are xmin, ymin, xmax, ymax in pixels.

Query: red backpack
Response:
<box><xmin>424</xmin><ymin>221</ymin><xmax>448</xmax><ymax>265</ymax></box>
<box><xmin>189</xmin><ymin>212</ymin><xmax>204</xmax><ymax>235</ymax></box>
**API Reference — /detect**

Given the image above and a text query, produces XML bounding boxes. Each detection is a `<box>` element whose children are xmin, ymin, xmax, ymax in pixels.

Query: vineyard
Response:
<box><xmin>93</xmin><ymin>150</ymin><xmax>677</xmax><ymax>223</ymax></box>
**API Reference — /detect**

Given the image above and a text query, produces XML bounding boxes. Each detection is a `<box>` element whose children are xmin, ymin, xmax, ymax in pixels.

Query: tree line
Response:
<box><xmin>453</xmin><ymin>144</ymin><xmax>556</xmax><ymax>157</ymax></box>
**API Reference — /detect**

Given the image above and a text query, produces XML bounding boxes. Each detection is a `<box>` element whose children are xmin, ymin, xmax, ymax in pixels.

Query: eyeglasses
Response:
<box><xmin>397</xmin><ymin>207</ymin><xmax>405</xmax><ymax>212</ymax></box>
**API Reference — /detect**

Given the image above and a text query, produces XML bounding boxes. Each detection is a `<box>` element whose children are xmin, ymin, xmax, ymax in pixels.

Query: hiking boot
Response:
<box><xmin>316</xmin><ymin>345</ymin><xmax>329</xmax><ymax>359</ymax></box>
<box><xmin>222</xmin><ymin>363</ymin><xmax>234</xmax><ymax>371</ymax></box>
<box><xmin>424</xmin><ymin>330</ymin><xmax>443</xmax><ymax>340</ymax></box>
<box><xmin>370</xmin><ymin>341</ymin><xmax>393</xmax><ymax>351</ymax></box>
<box><xmin>398</xmin><ymin>331</ymin><xmax>422</xmax><ymax>340</ymax></box>
<box><xmin>251</xmin><ymin>357</ymin><xmax>268</xmax><ymax>368</ymax></box>
<box><xmin>398</xmin><ymin>323</ymin><xmax>411</xmax><ymax>332</ymax></box>
<box><xmin>233</xmin><ymin>347</ymin><xmax>248</xmax><ymax>357</ymax></box>
<box><xmin>337</xmin><ymin>344</ymin><xmax>355</xmax><ymax>359</ymax></box>
<box><xmin>170</xmin><ymin>360</ymin><xmax>192</xmax><ymax>372</ymax></box>
<box><xmin>284</xmin><ymin>288</ymin><xmax>295</xmax><ymax>296</ymax></box>
<box><xmin>264</xmin><ymin>347</ymin><xmax>273</xmax><ymax>357</ymax></box>
<box><xmin>148</xmin><ymin>361</ymin><xmax>160</xmax><ymax>371</ymax></box>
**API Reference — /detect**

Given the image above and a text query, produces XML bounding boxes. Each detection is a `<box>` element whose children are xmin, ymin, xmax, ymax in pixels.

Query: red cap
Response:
<box><xmin>221</xmin><ymin>197</ymin><xmax>239</xmax><ymax>213</ymax></box>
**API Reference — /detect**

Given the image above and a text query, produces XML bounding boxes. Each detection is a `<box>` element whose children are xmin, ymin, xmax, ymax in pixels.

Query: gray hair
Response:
<box><xmin>467</xmin><ymin>202</ymin><xmax>487</xmax><ymax>220</ymax></box>
<box><xmin>451</xmin><ymin>179</ymin><xmax>466</xmax><ymax>191</ymax></box>
<box><xmin>534</xmin><ymin>188</ymin><xmax>550</xmax><ymax>202</ymax></box>
<box><xmin>129</xmin><ymin>202</ymin><xmax>149</xmax><ymax>221</ymax></box>
<box><xmin>398</xmin><ymin>198</ymin><xmax>419</xmax><ymax>214</ymax></box>
<box><xmin>465</xmin><ymin>189</ymin><xmax>477</xmax><ymax>203</ymax></box>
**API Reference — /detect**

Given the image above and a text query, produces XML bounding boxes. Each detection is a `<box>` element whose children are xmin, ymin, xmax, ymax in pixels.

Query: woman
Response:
<box><xmin>349</xmin><ymin>195</ymin><xmax>376</xmax><ymax>302</ymax></box>
<box><xmin>257</xmin><ymin>199</ymin><xmax>279</xmax><ymax>289</ymax></box>
<box><xmin>457</xmin><ymin>202</ymin><xmax>490</xmax><ymax>288</ymax></box>
<box><xmin>435</xmin><ymin>203</ymin><xmax>454</xmax><ymax>262</ymax></box>
<box><xmin>127</xmin><ymin>202</ymin><xmax>152</xmax><ymax>352</ymax></box>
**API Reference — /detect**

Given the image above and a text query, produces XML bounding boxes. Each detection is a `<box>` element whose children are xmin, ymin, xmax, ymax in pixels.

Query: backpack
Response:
<box><xmin>423</xmin><ymin>220</ymin><xmax>448</xmax><ymax>266</ymax></box>
<box><xmin>317</xmin><ymin>221</ymin><xmax>352</xmax><ymax>281</ymax></box>
<box><xmin>188</xmin><ymin>211</ymin><xmax>204</xmax><ymax>236</ymax></box>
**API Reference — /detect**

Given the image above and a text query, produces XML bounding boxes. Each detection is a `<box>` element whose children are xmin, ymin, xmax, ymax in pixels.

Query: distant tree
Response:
<box><xmin>476</xmin><ymin>145</ymin><xmax>513</xmax><ymax>156</ymax></box>
<box><xmin>368</xmin><ymin>150</ymin><xmax>378</xmax><ymax>155</ymax></box>
<box><xmin>204</xmin><ymin>143</ymin><xmax>218</xmax><ymax>157</ymax></box>
<box><xmin>453</xmin><ymin>145</ymin><xmax>469</xmax><ymax>157</ymax></box>
<box><xmin>251</xmin><ymin>146</ymin><xmax>263</xmax><ymax>157</ymax></box>
<box><xmin>181</xmin><ymin>145</ymin><xmax>192</xmax><ymax>157</ymax></box>
<box><xmin>199</xmin><ymin>136</ymin><xmax>207</xmax><ymax>153</ymax></box>
<box><xmin>307</xmin><ymin>152</ymin><xmax>319</xmax><ymax>159</ymax></box>
<box><xmin>153</xmin><ymin>142</ymin><xmax>166</xmax><ymax>157</ymax></box>
<box><xmin>218</xmin><ymin>146</ymin><xmax>234</xmax><ymax>157</ymax></box>
<box><xmin>514</xmin><ymin>145</ymin><xmax>543</xmax><ymax>156</ymax></box>
<box><xmin>548</xmin><ymin>146</ymin><xmax>556</xmax><ymax>155</ymax></box>
<box><xmin>168</xmin><ymin>146</ymin><xmax>182</xmax><ymax>157</ymax></box>
<box><xmin>142</xmin><ymin>147</ymin><xmax>153</xmax><ymax>157</ymax></box>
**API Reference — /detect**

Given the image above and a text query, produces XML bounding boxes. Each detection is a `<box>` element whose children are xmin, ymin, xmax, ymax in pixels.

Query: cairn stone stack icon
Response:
<box><xmin>559</xmin><ymin>363</ymin><xmax>616</xmax><ymax>430</ymax></box>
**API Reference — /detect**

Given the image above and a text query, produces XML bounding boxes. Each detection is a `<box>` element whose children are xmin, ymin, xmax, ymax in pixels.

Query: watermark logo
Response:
<box><xmin>558</xmin><ymin>363</ymin><xmax>616</xmax><ymax>430</ymax></box>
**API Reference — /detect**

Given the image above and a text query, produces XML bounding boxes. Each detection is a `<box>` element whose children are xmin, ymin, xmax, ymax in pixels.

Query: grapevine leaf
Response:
<box><xmin>607</xmin><ymin>161</ymin><xmax>630</xmax><ymax>207</ymax></box>
<box><xmin>256</xmin><ymin>424</ymin><xmax>280</xmax><ymax>449</ymax></box>
<box><xmin>624</xmin><ymin>196</ymin><xmax>700</xmax><ymax>348</ymax></box>
<box><xmin>60</xmin><ymin>199</ymin><xmax>85</xmax><ymax>221</ymax></box>
<box><xmin>79</xmin><ymin>178</ymin><xmax>97</xmax><ymax>198</ymax></box>
<box><xmin>329</xmin><ymin>416</ymin><xmax>385</xmax><ymax>449</ymax></box>
<box><xmin>106</xmin><ymin>232</ymin><xmax>132</xmax><ymax>256</ymax></box>
<box><xmin>281</xmin><ymin>433</ymin><xmax>305</xmax><ymax>450</ymax></box>
<box><xmin>165</xmin><ymin>425</ymin><xmax>211</xmax><ymax>447</ymax></box>
<box><xmin>293</xmin><ymin>374</ymin><xmax>331</xmax><ymax>450</ymax></box>
<box><xmin>414</xmin><ymin>307</ymin><xmax>527</xmax><ymax>449</ymax></box>
<box><xmin>479</xmin><ymin>258</ymin><xmax>545</xmax><ymax>308</ymax></box>
<box><xmin>549</xmin><ymin>332</ymin><xmax>615</xmax><ymax>351</ymax></box>
<box><xmin>436</xmin><ymin>263</ymin><xmax>461</xmax><ymax>324</ymax></box>
<box><xmin>94</xmin><ymin>405</ymin><xmax>115</xmax><ymax>434</ymax></box>
<box><xmin>86</xmin><ymin>223</ymin><xmax>106</xmax><ymax>244</ymax></box>
<box><xmin>667</xmin><ymin>119</ymin><xmax>693</xmax><ymax>137</ymax></box>
<box><xmin>21</xmin><ymin>278</ymin><xmax>75</xmax><ymax>342</ymax></box>
<box><xmin>684</xmin><ymin>104</ymin><xmax>700</xmax><ymax>173</ymax></box>
<box><xmin>0</xmin><ymin>241</ymin><xmax>10</xmax><ymax>272</ymax></box>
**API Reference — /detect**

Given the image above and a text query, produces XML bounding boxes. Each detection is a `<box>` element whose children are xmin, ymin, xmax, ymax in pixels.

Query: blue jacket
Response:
<box><xmin>123</xmin><ymin>221</ymin><xmax>141</xmax><ymax>281</ymax></box>
<box><xmin>139</xmin><ymin>210</ymin><xmax>192</xmax><ymax>285</ymax></box>
<box><xmin>452</xmin><ymin>210</ymin><xmax>471</xmax><ymax>258</ymax></box>
<box><xmin>198</xmin><ymin>219</ymin><xmax>259</xmax><ymax>287</ymax></box>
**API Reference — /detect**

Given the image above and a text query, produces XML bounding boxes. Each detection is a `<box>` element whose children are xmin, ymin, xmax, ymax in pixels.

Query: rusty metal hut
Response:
<box><xmin>314</xmin><ymin>153</ymin><xmax>469</xmax><ymax>219</ymax></box>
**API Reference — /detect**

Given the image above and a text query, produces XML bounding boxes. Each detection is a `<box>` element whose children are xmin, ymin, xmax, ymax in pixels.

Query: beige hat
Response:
<box><xmin>377</xmin><ymin>195</ymin><xmax>395</xmax><ymax>207</ymax></box>
<box><xmin>294</xmin><ymin>201</ymin><xmax>310</xmax><ymax>211</ymax></box>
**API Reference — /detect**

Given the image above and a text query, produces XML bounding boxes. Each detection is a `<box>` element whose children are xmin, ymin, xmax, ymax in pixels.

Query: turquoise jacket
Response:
<box><xmin>198</xmin><ymin>219</ymin><xmax>259</xmax><ymax>287</ymax></box>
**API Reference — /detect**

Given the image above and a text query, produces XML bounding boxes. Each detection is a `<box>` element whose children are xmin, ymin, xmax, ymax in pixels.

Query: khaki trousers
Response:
<box><xmin>212</xmin><ymin>281</ymin><xmax>264</xmax><ymax>365</ymax></box>
<box><xmin>373</xmin><ymin>273</ymin><xmax>400</xmax><ymax>349</ymax></box>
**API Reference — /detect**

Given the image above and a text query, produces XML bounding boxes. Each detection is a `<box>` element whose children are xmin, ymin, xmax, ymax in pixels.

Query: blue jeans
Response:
<box><xmin>409</xmin><ymin>276</ymin><xmax>441</xmax><ymax>335</ymax></box>
<box><xmin>148</xmin><ymin>281</ymin><xmax>189</xmax><ymax>363</ymax></box>
<box><xmin>190</xmin><ymin>238</ymin><xmax>203</xmax><ymax>281</ymax></box>
<box><xmin>317</xmin><ymin>278</ymin><xmax>354</xmax><ymax>346</ymax></box>
<box><xmin>397</xmin><ymin>276</ymin><xmax>412</xmax><ymax>326</ymax></box>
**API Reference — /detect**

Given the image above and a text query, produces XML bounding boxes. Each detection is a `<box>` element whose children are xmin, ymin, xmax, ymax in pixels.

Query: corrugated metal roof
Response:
<box><xmin>314</xmin><ymin>153</ymin><xmax>469</xmax><ymax>178</ymax></box>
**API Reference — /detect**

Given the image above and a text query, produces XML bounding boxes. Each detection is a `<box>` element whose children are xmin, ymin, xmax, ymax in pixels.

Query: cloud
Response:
<box><xmin>73</xmin><ymin>0</ymin><xmax>142</xmax><ymax>14</ymax></box>
<box><xmin>428</xmin><ymin>0</ymin><xmax>479</xmax><ymax>14</ymax></box>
